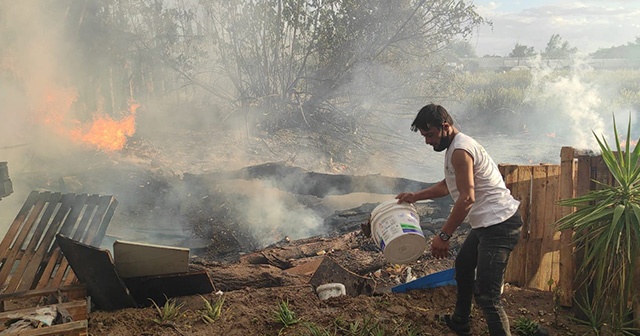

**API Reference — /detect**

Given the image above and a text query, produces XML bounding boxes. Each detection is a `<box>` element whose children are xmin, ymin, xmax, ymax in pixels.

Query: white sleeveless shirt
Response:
<box><xmin>444</xmin><ymin>133</ymin><xmax>520</xmax><ymax>228</ymax></box>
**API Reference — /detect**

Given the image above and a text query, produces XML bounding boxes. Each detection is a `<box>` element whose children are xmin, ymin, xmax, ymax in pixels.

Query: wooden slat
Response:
<box><xmin>514</xmin><ymin>166</ymin><xmax>532</xmax><ymax>285</ymax></box>
<box><xmin>91</xmin><ymin>198</ymin><xmax>117</xmax><ymax>247</ymax></box>
<box><xmin>9</xmin><ymin>193</ymin><xmax>64</xmax><ymax>292</ymax></box>
<box><xmin>0</xmin><ymin>191</ymin><xmax>40</xmax><ymax>260</ymax></box>
<box><xmin>58</xmin><ymin>194</ymin><xmax>90</xmax><ymax>239</ymax></box>
<box><xmin>572</xmin><ymin>154</ymin><xmax>593</xmax><ymax>316</ymax></box>
<box><xmin>0</xmin><ymin>193</ymin><xmax>51</xmax><ymax>290</ymax></box>
<box><xmin>0</xmin><ymin>192</ymin><xmax>116</xmax><ymax>296</ymax></box>
<box><xmin>545</xmin><ymin>165</ymin><xmax>561</xmax><ymax>291</ymax></box>
<box><xmin>0</xmin><ymin>299</ymin><xmax>88</xmax><ymax>323</ymax></box>
<box><xmin>0</xmin><ymin>285</ymin><xmax>86</xmax><ymax>304</ymax></box>
<box><xmin>524</xmin><ymin>165</ymin><xmax>549</xmax><ymax>288</ymax></box>
<box><xmin>559</xmin><ymin>147</ymin><xmax>576</xmax><ymax>307</ymax></box>
<box><xmin>83</xmin><ymin>196</ymin><xmax>116</xmax><ymax>245</ymax></box>
<box><xmin>501</xmin><ymin>164</ymin><xmax>528</xmax><ymax>285</ymax></box>
<box><xmin>33</xmin><ymin>194</ymin><xmax>80</xmax><ymax>290</ymax></box>
<box><xmin>2</xmin><ymin>319</ymin><xmax>87</xmax><ymax>336</ymax></box>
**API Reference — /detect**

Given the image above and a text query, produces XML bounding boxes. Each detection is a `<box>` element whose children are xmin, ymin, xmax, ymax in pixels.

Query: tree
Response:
<box><xmin>590</xmin><ymin>36</ymin><xmax>640</xmax><ymax>60</ymax></box>
<box><xmin>542</xmin><ymin>34</ymin><xmax>577</xmax><ymax>59</ymax></box>
<box><xmin>199</xmin><ymin>0</ymin><xmax>487</xmax><ymax>132</ymax></box>
<box><xmin>509</xmin><ymin>43</ymin><xmax>535</xmax><ymax>64</ymax></box>
<box><xmin>448</xmin><ymin>39</ymin><xmax>477</xmax><ymax>58</ymax></box>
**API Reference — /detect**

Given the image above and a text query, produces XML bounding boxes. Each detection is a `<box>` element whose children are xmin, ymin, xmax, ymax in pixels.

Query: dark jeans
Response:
<box><xmin>454</xmin><ymin>212</ymin><xmax>523</xmax><ymax>336</ymax></box>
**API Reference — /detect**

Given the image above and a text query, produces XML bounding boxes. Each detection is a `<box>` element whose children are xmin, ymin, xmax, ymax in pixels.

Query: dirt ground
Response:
<box><xmin>2</xmin><ymin>128</ymin><xmax>594</xmax><ymax>335</ymax></box>
<box><xmin>86</xmin><ymin>232</ymin><xmax>592</xmax><ymax>336</ymax></box>
<box><xmin>83</xmin><ymin>129</ymin><xmax>593</xmax><ymax>336</ymax></box>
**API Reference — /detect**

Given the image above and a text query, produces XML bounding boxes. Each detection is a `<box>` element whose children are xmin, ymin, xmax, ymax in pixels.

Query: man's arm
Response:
<box><xmin>396</xmin><ymin>179</ymin><xmax>449</xmax><ymax>204</ymax></box>
<box><xmin>431</xmin><ymin>149</ymin><xmax>475</xmax><ymax>258</ymax></box>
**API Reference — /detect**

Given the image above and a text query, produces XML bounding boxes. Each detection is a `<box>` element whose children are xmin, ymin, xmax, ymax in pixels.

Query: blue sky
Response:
<box><xmin>469</xmin><ymin>0</ymin><xmax>640</xmax><ymax>56</ymax></box>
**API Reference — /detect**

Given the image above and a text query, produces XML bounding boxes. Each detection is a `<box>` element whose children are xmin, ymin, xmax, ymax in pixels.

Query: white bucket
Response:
<box><xmin>370</xmin><ymin>200</ymin><xmax>426</xmax><ymax>264</ymax></box>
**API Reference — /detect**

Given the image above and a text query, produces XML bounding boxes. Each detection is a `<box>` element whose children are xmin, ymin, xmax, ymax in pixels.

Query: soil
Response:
<box><xmin>84</xmin><ymin>129</ymin><xmax>593</xmax><ymax>336</ymax></box>
<box><xmin>4</xmin><ymin>128</ymin><xmax>594</xmax><ymax>335</ymax></box>
<box><xmin>87</xmin><ymin>231</ymin><xmax>591</xmax><ymax>336</ymax></box>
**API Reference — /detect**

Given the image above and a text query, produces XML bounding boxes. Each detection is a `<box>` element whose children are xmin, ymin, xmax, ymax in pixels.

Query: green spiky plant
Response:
<box><xmin>200</xmin><ymin>294</ymin><xmax>225</xmax><ymax>324</ymax></box>
<box><xmin>556</xmin><ymin>115</ymin><xmax>640</xmax><ymax>335</ymax></box>
<box><xmin>150</xmin><ymin>296</ymin><xmax>185</xmax><ymax>325</ymax></box>
<box><xmin>273</xmin><ymin>299</ymin><xmax>300</xmax><ymax>333</ymax></box>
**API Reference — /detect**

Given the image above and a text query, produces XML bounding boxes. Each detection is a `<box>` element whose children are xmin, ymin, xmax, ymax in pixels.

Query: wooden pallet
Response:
<box><xmin>0</xmin><ymin>298</ymin><xmax>88</xmax><ymax>335</ymax></box>
<box><xmin>0</xmin><ymin>190</ymin><xmax>116</xmax><ymax>310</ymax></box>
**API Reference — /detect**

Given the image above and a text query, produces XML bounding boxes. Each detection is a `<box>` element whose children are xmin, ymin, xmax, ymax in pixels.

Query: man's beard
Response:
<box><xmin>433</xmin><ymin>135</ymin><xmax>450</xmax><ymax>152</ymax></box>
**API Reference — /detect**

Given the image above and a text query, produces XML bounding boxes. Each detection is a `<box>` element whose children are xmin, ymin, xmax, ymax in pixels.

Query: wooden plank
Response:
<box><xmin>501</xmin><ymin>164</ymin><xmax>526</xmax><ymax>285</ymax></box>
<box><xmin>1</xmin><ymin>319</ymin><xmax>87</xmax><ymax>336</ymax></box>
<box><xmin>57</xmin><ymin>194</ymin><xmax>89</xmax><ymax>239</ymax></box>
<box><xmin>0</xmin><ymin>299</ymin><xmax>88</xmax><ymax>323</ymax></box>
<box><xmin>113</xmin><ymin>240</ymin><xmax>189</xmax><ymax>278</ymax></box>
<box><xmin>572</xmin><ymin>154</ymin><xmax>593</xmax><ymax>317</ymax></box>
<box><xmin>545</xmin><ymin>165</ymin><xmax>562</xmax><ymax>291</ymax></box>
<box><xmin>0</xmin><ymin>193</ymin><xmax>51</xmax><ymax>291</ymax></box>
<box><xmin>526</xmin><ymin>165</ymin><xmax>562</xmax><ymax>290</ymax></box>
<box><xmin>0</xmin><ymin>285</ymin><xmax>86</xmax><ymax>307</ymax></box>
<box><xmin>83</xmin><ymin>196</ymin><xmax>116</xmax><ymax>245</ymax></box>
<box><xmin>510</xmin><ymin>166</ymin><xmax>533</xmax><ymax>286</ymax></box>
<box><xmin>559</xmin><ymin>147</ymin><xmax>576</xmax><ymax>307</ymax></box>
<box><xmin>64</xmin><ymin>195</ymin><xmax>98</xmax><ymax>241</ymax></box>
<box><xmin>55</xmin><ymin>234</ymin><xmax>137</xmax><ymax>311</ymax></box>
<box><xmin>124</xmin><ymin>270</ymin><xmax>215</xmax><ymax>307</ymax></box>
<box><xmin>524</xmin><ymin>166</ymin><xmax>549</xmax><ymax>289</ymax></box>
<box><xmin>10</xmin><ymin>193</ymin><xmax>63</xmax><ymax>292</ymax></box>
<box><xmin>33</xmin><ymin>194</ymin><xmax>79</xmax><ymax>290</ymax></box>
<box><xmin>0</xmin><ymin>191</ymin><xmax>40</xmax><ymax>261</ymax></box>
<box><xmin>59</xmin><ymin>195</ymin><xmax>115</xmax><ymax>287</ymax></box>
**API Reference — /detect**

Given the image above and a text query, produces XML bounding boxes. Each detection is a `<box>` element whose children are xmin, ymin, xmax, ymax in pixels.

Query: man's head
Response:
<box><xmin>411</xmin><ymin>104</ymin><xmax>455</xmax><ymax>152</ymax></box>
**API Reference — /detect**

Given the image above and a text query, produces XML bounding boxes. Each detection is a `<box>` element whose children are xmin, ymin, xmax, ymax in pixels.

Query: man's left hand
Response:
<box><xmin>431</xmin><ymin>237</ymin><xmax>450</xmax><ymax>259</ymax></box>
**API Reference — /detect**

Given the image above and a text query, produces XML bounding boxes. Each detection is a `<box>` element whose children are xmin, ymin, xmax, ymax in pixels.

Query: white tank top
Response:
<box><xmin>444</xmin><ymin>133</ymin><xmax>520</xmax><ymax>228</ymax></box>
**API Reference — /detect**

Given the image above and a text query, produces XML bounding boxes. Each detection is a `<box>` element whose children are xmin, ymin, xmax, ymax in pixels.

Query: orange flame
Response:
<box><xmin>35</xmin><ymin>87</ymin><xmax>139</xmax><ymax>152</ymax></box>
<box><xmin>70</xmin><ymin>106</ymin><xmax>137</xmax><ymax>151</ymax></box>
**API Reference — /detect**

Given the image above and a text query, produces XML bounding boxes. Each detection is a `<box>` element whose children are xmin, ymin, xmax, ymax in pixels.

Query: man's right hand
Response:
<box><xmin>395</xmin><ymin>192</ymin><xmax>417</xmax><ymax>204</ymax></box>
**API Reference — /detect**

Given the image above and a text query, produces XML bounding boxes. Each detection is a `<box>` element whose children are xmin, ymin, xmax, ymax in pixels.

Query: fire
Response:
<box><xmin>34</xmin><ymin>86</ymin><xmax>139</xmax><ymax>152</ymax></box>
<box><xmin>70</xmin><ymin>103</ymin><xmax>139</xmax><ymax>151</ymax></box>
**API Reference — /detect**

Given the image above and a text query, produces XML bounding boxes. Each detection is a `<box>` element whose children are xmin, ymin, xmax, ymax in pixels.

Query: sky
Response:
<box><xmin>470</xmin><ymin>0</ymin><xmax>640</xmax><ymax>56</ymax></box>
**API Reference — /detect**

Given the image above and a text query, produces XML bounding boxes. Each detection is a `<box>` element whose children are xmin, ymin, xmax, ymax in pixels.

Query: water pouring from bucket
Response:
<box><xmin>369</xmin><ymin>200</ymin><xmax>426</xmax><ymax>264</ymax></box>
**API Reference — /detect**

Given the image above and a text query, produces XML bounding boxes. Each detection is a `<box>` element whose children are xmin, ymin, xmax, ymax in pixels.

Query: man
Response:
<box><xmin>395</xmin><ymin>104</ymin><xmax>523</xmax><ymax>336</ymax></box>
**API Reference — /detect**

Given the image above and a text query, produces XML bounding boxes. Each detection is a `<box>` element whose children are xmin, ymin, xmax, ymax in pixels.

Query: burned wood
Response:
<box><xmin>186</xmin><ymin>162</ymin><xmax>436</xmax><ymax>198</ymax></box>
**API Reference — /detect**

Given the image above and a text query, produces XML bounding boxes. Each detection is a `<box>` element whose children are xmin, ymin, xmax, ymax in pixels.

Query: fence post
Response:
<box><xmin>558</xmin><ymin>147</ymin><xmax>576</xmax><ymax>307</ymax></box>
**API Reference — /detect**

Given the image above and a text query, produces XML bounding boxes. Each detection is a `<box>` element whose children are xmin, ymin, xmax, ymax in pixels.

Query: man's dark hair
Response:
<box><xmin>410</xmin><ymin>104</ymin><xmax>454</xmax><ymax>132</ymax></box>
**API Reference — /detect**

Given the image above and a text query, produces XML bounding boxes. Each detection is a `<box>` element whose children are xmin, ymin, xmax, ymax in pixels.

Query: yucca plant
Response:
<box><xmin>556</xmin><ymin>115</ymin><xmax>640</xmax><ymax>334</ymax></box>
<box><xmin>200</xmin><ymin>294</ymin><xmax>224</xmax><ymax>324</ymax></box>
<box><xmin>150</xmin><ymin>296</ymin><xmax>185</xmax><ymax>325</ymax></box>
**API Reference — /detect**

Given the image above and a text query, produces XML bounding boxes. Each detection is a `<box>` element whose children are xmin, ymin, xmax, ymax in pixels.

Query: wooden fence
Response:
<box><xmin>499</xmin><ymin>146</ymin><xmax>614</xmax><ymax>307</ymax></box>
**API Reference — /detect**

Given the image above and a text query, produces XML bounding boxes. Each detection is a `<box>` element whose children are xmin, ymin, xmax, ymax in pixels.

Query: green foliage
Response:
<box><xmin>150</xmin><ymin>296</ymin><xmax>185</xmax><ymax>325</ymax></box>
<box><xmin>514</xmin><ymin>316</ymin><xmax>540</xmax><ymax>336</ymax></box>
<box><xmin>556</xmin><ymin>115</ymin><xmax>640</xmax><ymax>334</ymax></box>
<box><xmin>199</xmin><ymin>294</ymin><xmax>225</xmax><ymax>324</ymax></box>
<box><xmin>542</xmin><ymin>34</ymin><xmax>578</xmax><ymax>59</ymax></box>
<box><xmin>509</xmin><ymin>43</ymin><xmax>536</xmax><ymax>58</ymax></box>
<box><xmin>304</xmin><ymin>322</ymin><xmax>337</xmax><ymax>336</ymax></box>
<box><xmin>273</xmin><ymin>299</ymin><xmax>300</xmax><ymax>330</ymax></box>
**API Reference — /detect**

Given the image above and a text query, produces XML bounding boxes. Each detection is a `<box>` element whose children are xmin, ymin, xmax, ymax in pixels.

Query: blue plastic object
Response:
<box><xmin>391</xmin><ymin>267</ymin><xmax>456</xmax><ymax>293</ymax></box>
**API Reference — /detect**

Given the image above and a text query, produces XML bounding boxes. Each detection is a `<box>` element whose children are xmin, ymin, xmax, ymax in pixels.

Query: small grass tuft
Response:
<box><xmin>274</xmin><ymin>299</ymin><xmax>300</xmax><ymax>331</ymax></box>
<box><xmin>200</xmin><ymin>294</ymin><xmax>225</xmax><ymax>324</ymax></box>
<box><xmin>150</xmin><ymin>296</ymin><xmax>185</xmax><ymax>325</ymax></box>
<box><xmin>514</xmin><ymin>316</ymin><xmax>540</xmax><ymax>336</ymax></box>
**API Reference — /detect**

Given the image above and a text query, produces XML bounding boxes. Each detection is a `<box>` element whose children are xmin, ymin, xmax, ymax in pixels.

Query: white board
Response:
<box><xmin>113</xmin><ymin>240</ymin><xmax>189</xmax><ymax>278</ymax></box>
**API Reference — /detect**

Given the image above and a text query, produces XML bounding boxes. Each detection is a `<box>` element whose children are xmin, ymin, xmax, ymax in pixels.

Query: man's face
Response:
<box><xmin>419</xmin><ymin>124</ymin><xmax>450</xmax><ymax>152</ymax></box>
